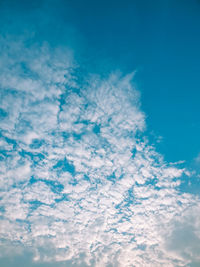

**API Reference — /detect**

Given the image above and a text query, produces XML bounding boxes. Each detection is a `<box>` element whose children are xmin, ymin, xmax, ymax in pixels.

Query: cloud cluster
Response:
<box><xmin>0</xmin><ymin>36</ymin><xmax>200</xmax><ymax>267</ymax></box>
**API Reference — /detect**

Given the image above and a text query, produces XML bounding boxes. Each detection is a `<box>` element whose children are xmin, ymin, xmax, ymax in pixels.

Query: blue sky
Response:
<box><xmin>0</xmin><ymin>0</ymin><xmax>200</xmax><ymax>266</ymax></box>
<box><xmin>2</xmin><ymin>0</ymin><xmax>199</xmax><ymax>163</ymax></box>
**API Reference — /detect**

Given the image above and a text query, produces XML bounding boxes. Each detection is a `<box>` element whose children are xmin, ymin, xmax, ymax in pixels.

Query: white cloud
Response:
<box><xmin>0</xmin><ymin>36</ymin><xmax>200</xmax><ymax>267</ymax></box>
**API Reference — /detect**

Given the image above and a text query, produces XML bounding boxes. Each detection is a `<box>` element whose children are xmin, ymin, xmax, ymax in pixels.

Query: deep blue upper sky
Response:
<box><xmin>2</xmin><ymin>0</ymin><xmax>199</xmax><ymax>163</ymax></box>
<box><xmin>65</xmin><ymin>0</ymin><xmax>200</xmax><ymax>164</ymax></box>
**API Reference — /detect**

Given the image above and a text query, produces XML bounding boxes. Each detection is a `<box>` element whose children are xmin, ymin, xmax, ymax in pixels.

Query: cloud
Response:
<box><xmin>195</xmin><ymin>153</ymin><xmax>200</xmax><ymax>164</ymax></box>
<box><xmin>165</xmin><ymin>204</ymin><xmax>200</xmax><ymax>265</ymax></box>
<box><xmin>0</xmin><ymin>35</ymin><xmax>200</xmax><ymax>267</ymax></box>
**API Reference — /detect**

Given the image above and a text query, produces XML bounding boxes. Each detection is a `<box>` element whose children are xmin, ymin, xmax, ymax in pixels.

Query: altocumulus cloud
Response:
<box><xmin>0</xmin><ymin>36</ymin><xmax>200</xmax><ymax>267</ymax></box>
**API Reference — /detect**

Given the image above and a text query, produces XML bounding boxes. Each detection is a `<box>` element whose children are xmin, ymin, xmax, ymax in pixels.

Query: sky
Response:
<box><xmin>0</xmin><ymin>0</ymin><xmax>200</xmax><ymax>266</ymax></box>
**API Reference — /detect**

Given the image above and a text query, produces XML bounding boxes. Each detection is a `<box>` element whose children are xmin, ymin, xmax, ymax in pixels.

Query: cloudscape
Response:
<box><xmin>0</xmin><ymin>1</ymin><xmax>200</xmax><ymax>266</ymax></box>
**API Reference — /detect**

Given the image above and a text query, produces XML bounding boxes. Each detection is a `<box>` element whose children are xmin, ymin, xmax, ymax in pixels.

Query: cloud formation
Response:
<box><xmin>0</xmin><ymin>36</ymin><xmax>200</xmax><ymax>267</ymax></box>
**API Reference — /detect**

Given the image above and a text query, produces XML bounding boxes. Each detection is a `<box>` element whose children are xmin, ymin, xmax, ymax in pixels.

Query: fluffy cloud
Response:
<box><xmin>0</xmin><ymin>36</ymin><xmax>200</xmax><ymax>267</ymax></box>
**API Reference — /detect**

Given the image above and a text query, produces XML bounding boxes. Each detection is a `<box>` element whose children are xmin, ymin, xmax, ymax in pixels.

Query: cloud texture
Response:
<box><xmin>0</xmin><ymin>36</ymin><xmax>200</xmax><ymax>267</ymax></box>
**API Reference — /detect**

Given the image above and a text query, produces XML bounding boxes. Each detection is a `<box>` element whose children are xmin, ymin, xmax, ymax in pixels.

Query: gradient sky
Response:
<box><xmin>0</xmin><ymin>0</ymin><xmax>200</xmax><ymax>266</ymax></box>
